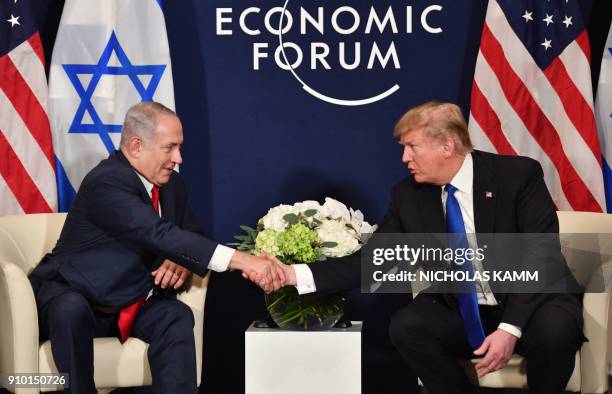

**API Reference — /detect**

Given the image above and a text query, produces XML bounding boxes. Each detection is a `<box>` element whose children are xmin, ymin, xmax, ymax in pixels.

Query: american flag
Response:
<box><xmin>0</xmin><ymin>0</ymin><xmax>57</xmax><ymax>215</ymax></box>
<box><xmin>469</xmin><ymin>0</ymin><xmax>606</xmax><ymax>212</ymax></box>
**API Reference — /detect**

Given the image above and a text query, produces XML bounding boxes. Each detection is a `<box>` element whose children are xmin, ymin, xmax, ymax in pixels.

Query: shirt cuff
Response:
<box><xmin>293</xmin><ymin>264</ymin><xmax>317</xmax><ymax>295</ymax></box>
<box><xmin>498</xmin><ymin>322</ymin><xmax>522</xmax><ymax>339</ymax></box>
<box><xmin>207</xmin><ymin>245</ymin><xmax>235</xmax><ymax>272</ymax></box>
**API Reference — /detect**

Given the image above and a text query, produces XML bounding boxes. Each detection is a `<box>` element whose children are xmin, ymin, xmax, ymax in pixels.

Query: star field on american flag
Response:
<box><xmin>469</xmin><ymin>0</ymin><xmax>606</xmax><ymax>212</ymax></box>
<box><xmin>500</xmin><ymin>0</ymin><xmax>581</xmax><ymax>69</ymax></box>
<box><xmin>1</xmin><ymin>0</ymin><xmax>33</xmax><ymax>54</ymax></box>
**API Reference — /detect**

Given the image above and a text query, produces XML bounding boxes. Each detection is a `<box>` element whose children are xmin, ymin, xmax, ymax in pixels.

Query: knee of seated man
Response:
<box><xmin>49</xmin><ymin>293</ymin><xmax>95</xmax><ymax>328</ymax></box>
<box><xmin>158</xmin><ymin>300</ymin><xmax>195</xmax><ymax>329</ymax></box>
<box><xmin>526</xmin><ymin>311</ymin><xmax>582</xmax><ymax>352</ymax></box>
<box><xmin>388</xmin><ymin>307</ymin><xmax>428</xmax><ymax>351</ymax></box>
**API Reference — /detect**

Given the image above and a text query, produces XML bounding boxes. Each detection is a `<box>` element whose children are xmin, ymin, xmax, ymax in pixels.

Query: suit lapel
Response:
<box><xmin>159</xmin><ymin>182</ymin><xmax>176</xmax><ymax>221</ymax></box>
<box><xmin>472</xmin><ymin>151</ymin><xmax>497</xmax><ymax>233</ymax></box>
<box><xmin>416</xmin><ymin>183</ymin><xmax>446</xmax><ymax>233</ymax></box>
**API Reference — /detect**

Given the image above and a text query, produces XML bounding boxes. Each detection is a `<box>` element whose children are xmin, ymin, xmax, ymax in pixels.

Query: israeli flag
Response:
<box><xmin>595</xmin><ymin>22</ymin><xmax>612</xmax><ymax>213</ymax></box>
<box><xmin>49</xmin><ymin>0</ymin><xmax>175</xmax><ymax>211</ymax></box>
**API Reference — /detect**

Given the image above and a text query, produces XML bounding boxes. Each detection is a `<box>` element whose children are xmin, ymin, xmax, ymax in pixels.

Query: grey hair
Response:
<box><xmin>119</xmin><ymin>101</ymin><xmax>176</xmax><ymax>147</ymax></box>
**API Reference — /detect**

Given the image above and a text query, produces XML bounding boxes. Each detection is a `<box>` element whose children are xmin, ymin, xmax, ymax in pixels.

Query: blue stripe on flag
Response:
<box><xmin>604</xmin><ymin>157</ymin><xmax>612</xmax><ymax>213</ymax></box>
<box><xmin>55</xmin><ymin>155</ymin><xmax>77</xmax><ymax>212</ymax></box>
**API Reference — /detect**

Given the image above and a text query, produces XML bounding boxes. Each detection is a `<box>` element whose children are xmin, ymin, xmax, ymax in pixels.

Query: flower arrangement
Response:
<box><xmin>233</xmin><ymin>198</ymin><xmax>376</xmax><ymax>330</ymax></box>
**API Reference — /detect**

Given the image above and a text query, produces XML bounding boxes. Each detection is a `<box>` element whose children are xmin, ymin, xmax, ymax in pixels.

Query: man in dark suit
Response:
<box><xmin>29</xmin><ymin>102</ymin><xmax>282</xmax><ymax>394</ymax></box>
<box><xmin>268</xmin><ymin>102</ymin><xmax>583</xmax><ymax>394</ymax></box>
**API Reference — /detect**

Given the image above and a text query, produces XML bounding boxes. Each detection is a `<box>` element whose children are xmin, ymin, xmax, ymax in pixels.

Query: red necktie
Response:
<box><xmin>117</xmin><ymin>185</ymin><xmax>160</xmax><ymax>343</ymax></box>
<box><xmin>151</xmin><ymin>185</ymin><xmax>160</xmax><ymax>214</ymax></box>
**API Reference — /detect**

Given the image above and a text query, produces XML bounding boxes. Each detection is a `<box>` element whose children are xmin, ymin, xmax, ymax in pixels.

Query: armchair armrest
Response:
<box><xmin>0</xmin><ymin>261</ymin><xmax>40</xmax><ymax>388</ymax></box>
<box><xmin>177</xmin><ymin>271</ymin><xmax>210</xmax><ymax>387</ymax></box>
<box><xmin>580</xmin><ymin>292</ymin><xmax>611</xmax><ymax>394</ymax></box>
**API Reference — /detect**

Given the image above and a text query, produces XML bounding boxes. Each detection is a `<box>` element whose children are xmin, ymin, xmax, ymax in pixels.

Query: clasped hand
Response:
<box><xmin>152</xmin><ymin>259</ymin><xmax>191</xmax><ymax>289</ymax></box>
<box><xmin>230</xmin><ymin>251</ymin><xmax>287</xmax><ymax>293</ymax></box>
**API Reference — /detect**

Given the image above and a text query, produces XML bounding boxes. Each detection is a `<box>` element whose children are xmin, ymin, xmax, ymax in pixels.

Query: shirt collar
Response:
<box><xmin>135</xmin><ymin>171</ymin><xmax>155</xmax><ymax>198</ymax></box>
<box><xmin>447</xmin><ymin>153</ymin><xmax>473</xmax><ymax>194</ymax></box>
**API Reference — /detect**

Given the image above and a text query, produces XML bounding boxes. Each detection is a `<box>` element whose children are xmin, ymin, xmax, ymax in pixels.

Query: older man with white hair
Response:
<box><xmin>29</xmin><ymin>101</ymin><xmax>282</xmax><ymax>394</ymax></box>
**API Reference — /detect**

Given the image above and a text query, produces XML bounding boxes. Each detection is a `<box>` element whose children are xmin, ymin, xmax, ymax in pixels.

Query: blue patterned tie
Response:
<box><xmin>445</xmin><ymin>184</ymin><xmax>485</xmax><ymax>349</ymax></box>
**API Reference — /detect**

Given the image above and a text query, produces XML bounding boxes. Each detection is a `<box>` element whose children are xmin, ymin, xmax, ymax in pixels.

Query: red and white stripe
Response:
<box><xmin>0</xmin><ymin>33</ymin><xmax>57</xmax><ymax>215</ymax></box>
<box><xmin>468</xmin><ymin>0</ymin><xmax>606</xmax><ymax>212</ymax></box>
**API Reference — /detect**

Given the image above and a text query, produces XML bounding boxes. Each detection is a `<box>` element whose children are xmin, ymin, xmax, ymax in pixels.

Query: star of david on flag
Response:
<box><xmin>49</xmin><ymin>0</ymin><xmax>175</xmax><ymax>211</ymax></box>
<box><xmin>63</xmin><ymin>31</ymin><xmax>166</xmax><ymax>154</ymax></box>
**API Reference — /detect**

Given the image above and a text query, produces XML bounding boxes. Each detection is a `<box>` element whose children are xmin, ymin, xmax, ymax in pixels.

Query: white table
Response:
<box><xmin>245</xmin><ymin>321</ymin><xmax>362</xmax><ymax>394</ymax></box>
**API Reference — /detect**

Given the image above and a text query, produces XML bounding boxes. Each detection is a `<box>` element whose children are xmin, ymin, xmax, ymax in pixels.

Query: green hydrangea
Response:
<box><xmin>277</xmin><ymin>223</ymin><xmax>319</xmax><ymax>264</ymax></box>
<box><xmin>255</xmin><ymin>229</ymin><xmax>280</xmax><ymax>255</ymax></box>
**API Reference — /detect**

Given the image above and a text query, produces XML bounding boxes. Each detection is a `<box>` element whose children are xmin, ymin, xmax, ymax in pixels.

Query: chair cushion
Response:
<box><xmin>466</xmin><ymin>353</ymin><xmax>581</xmax><ymax>391</ymax></box>
<box><xmin>39</xmin><ymin>338</ymin><xmax>152</xmax><ymax>391</ymax></box>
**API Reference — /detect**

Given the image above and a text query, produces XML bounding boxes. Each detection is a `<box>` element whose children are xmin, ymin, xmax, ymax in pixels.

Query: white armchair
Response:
<box><xmin>467</xmin><ymin>211</ymin><xmax>612</xmax><ymax>393</ymax></box>
<box><xmin>0</xmin><ymin>213</ymin><xmax>211</xmax><ymax>393</ymax></box>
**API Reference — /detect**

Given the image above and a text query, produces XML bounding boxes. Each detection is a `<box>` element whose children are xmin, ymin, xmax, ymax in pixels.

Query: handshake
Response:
<box><xmin>229</xmin><ymin>251</ymin><xmax>297</xmax><ymax>293</ymax></box>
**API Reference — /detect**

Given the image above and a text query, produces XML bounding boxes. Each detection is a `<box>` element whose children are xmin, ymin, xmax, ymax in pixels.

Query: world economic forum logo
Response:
<box><xmin>216</xmin><ymin>1</ymin><xmax>444</xmax><ymax>106</ymax></box>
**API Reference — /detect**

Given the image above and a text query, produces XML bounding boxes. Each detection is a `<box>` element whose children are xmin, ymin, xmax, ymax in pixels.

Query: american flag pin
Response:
<box><xmin>485</xmin><ymin>191</ymin><xmax>493</xmax><ymax>199</ymax></box>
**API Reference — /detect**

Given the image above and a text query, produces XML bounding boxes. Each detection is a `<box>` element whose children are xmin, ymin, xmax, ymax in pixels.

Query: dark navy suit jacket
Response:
<box><xmin>310</xmin><ymin>150</ymin><xmax>582</xmax><ymax>329</ymax></box>
<box><xmin>30</xmin><ymin>150</ymin><xmax>217</xmax><ymax>308</ymax></box>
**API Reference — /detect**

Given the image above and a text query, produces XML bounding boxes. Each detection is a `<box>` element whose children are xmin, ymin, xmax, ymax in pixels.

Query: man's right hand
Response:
<box><xmin>260</xmin><ymin>253</ymin><xmax>296</xmax><ymax>286</ymax></box>
<box><xmin>229</xmin><ymin>251</ymin><xmax>285</xmax><ymax>293</ymax></box>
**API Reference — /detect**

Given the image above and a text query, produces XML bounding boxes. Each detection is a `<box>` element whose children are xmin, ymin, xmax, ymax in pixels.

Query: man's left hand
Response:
<box><xmin>473</xmin><ymin>329</ymin><xmax>518</xmax><ymax>377</ymax></box>
<box><xmin>152</xmin><ymin>259</ymin><xmax>191</xmax><ymax>289</ymax></box>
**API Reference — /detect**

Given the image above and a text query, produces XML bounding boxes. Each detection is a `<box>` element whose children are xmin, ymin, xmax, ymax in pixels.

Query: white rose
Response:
<box><xmin>360</xmin><ymin>221</ymin><xmax>375</xmax><ymax>235</ymax></box>
<box><xmin>261</xmin><ymin>204</ymin><xmax>299</xmax><ymax>231</ymax></box>
<box><xmin>293</xmin><ymin>200</ymin><xmax>322</xmax><ymax>212</ymax></box>
<box><xmin>293</xmin><ymin>200</ymin><xmax>323</xmax><ymax>221</ymax></box>
<box><xmin>316</xmin><ymin>219</ymin><xmax>360</xmax><ymax>258</ymax></box>
<box><xmin>322</xmin><ymin>197</ymin><xmax>351</xmax><ymax>222</ymax></box>
<box><xmin>349</xmin><ymin>208</ymin><xmax>364</xmax><ymax>232</ymax></box>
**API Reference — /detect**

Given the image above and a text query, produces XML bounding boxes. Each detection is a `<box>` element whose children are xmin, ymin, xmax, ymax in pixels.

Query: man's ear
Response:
<box><xmin>441</xmin><ymin>136</ymin><xmax>456</xmax><ymax>158</ymax></box>
<box><xmin>125</xmin><ymin>136</ymin><xmax>144</xmax><ymax>158</ymax></box>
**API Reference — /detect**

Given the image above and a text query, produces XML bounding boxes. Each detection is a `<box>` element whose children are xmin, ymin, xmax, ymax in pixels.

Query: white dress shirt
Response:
<box><xmin>136</xmin><ymin>172</ymin><xmax>234</xmax><ymax>273</ymax></box>
<box><xmin>292</xmin><ymin>154</ymin><xmax>522</xmax><ymax>338</ymax></box>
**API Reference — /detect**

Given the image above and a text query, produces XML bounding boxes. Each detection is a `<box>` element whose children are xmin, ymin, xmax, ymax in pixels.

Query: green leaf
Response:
<box><xmin>233</xmin><ymin>235</ymin><xmax>251</xmax><ymax>241</ymax></box>
<box><xmin>283</xmin><ymin>213</ymin><xmax>298</xmax><ymax>225</ymax></box>
<box><xmin>304</xmin><ymin>209</ymin><xmax>318</xmax><ymax>217</ymax></box>
<box><xmin>320</xmin><ymin>241</ymin><xmax>338</xmax><ymax>248</ymax></box>
<box><xmin>240</xmin><ymin>225</ymin><xmax>258</xmax><ymax>238</ymax></box>
<box><xmin>311</xmin><ymin>218</ymin><xmax>322</xmax><ymax>226</ymax></box>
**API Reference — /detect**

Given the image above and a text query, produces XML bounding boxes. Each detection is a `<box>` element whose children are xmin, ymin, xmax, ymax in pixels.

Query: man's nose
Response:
<box><xmin>173</xmin><ymin>149</ymin><xmax>183</xmax><ymax>165</ymax></box>
<box><xmin>402</xmin><ymin>146</ymin><xmax>412</xmax><ymax>163</ymax></box>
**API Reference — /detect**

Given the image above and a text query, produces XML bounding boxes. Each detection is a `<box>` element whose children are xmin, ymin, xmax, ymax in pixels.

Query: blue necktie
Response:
<box><xmin>445</xmin><ymin>184</ymin><xmax>485</xmax><ymax>349</ymax></box>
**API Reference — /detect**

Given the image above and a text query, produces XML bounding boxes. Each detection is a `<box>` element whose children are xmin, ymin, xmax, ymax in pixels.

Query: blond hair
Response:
<box><xmin>393</xmin><ymin>101</ymin><xmax>473</xmax><ymax>154</ymax></box>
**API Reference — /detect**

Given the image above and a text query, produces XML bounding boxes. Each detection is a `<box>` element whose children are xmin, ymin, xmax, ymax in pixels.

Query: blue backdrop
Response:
<box><xmin>186</xmin><ymin>0</ymin><xmax>484</xmax><ymax>242</ymax></box>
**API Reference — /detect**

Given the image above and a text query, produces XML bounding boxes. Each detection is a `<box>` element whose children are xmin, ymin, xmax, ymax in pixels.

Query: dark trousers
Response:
<box><xmin>352</xmin><ymin>292</ymin><xmax>419</xmax><ymax>394</ymax></box>
<box><xmin>388</xmin><ymin>293</ymin><xmax>583</xmax><ymax>394</ymax></box>
<box><xmin>37</xmin><ymin>284</ymin><xmax>197</xmax><ymax>394</ymax></box>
